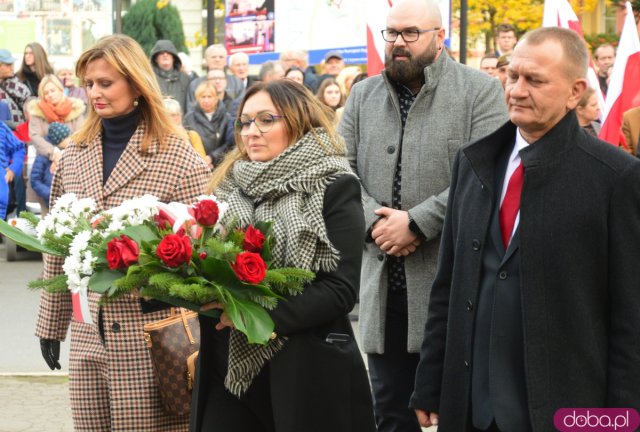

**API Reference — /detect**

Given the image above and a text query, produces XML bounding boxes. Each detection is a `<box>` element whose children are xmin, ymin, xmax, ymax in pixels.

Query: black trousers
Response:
<box><xmin>367</xmin><ymin>289</ymin><xmax>421</xmax><ymax>432</ymax></box>
<box><xmin>472</xmin><ymin>420</ymin><xmax>502</xmax><ymax>432</ymax></box>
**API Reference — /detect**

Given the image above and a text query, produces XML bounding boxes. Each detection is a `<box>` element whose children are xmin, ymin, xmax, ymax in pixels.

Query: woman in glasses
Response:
<box><xmin>190</xmin><ymin>79</ymin><xmax>376</xmax><ymax>432</ymax></box>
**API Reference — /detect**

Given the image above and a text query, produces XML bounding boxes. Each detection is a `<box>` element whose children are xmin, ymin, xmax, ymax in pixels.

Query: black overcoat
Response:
<box><xmin>410</xmin><ymin>112</ymin><xmax>640</xmax><ymax>431</ymax></box>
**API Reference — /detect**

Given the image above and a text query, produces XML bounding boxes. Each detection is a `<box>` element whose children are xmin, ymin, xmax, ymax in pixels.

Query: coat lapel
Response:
<box><xmin>103</xmin><ymin>127</ymin><xmax>148</xmax><ymax>199</ymax></box>
<box><xmin>75</xmin><ymin>135</ymin><xmax>106</xmax><ymax>211</ymax></box>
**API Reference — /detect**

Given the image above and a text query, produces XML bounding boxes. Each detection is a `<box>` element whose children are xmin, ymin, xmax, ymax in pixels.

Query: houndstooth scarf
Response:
<box><xmin>215</xmin><ymin>128</ymin><xmax>356</xmax><ymax>397</ymax></box>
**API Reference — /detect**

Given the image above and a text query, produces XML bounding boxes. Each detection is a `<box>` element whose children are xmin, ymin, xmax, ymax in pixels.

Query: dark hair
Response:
<box><xmin>16</xmin><ymin>42</ymin><xmax>54</xmax><ymax>83</ymax></box>
<box><xmin>496</xmin><ymin>23</ymin><xmax>516</xmax><ymax>36</ymax></box>
<box><xmin>285</xmin><ymin>66</ymin><xmax>305</xmax><ymax>79</ymax></box>
<box><xmin>315</xmin><ymin>78</ymin><xmax>344</xmax><ymax>110</ymax></box>
<box><xmin>351</xmin><ymin>72</ymin><xmax>368</xmax><ymax>86</ymax></box>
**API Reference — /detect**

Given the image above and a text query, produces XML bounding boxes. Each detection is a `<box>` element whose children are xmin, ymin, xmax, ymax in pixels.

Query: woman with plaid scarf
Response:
<box><xmin>190</xmin><ymin>80</ymin><xmax>376</xmax><ymax>432</ymax></box>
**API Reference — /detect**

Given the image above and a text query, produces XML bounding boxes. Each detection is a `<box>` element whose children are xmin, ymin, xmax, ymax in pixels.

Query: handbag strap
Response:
<box><xmin>179</xmin><ymin>308</ymin><xmax>196</xmax><ymax>345</ymax></box>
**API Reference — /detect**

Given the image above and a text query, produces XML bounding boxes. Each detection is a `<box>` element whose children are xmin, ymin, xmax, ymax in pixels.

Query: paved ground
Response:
<box><xmin>0</xmin><ymin>241</ymin><xmax>436</xmax><ymax>432</ymax></box>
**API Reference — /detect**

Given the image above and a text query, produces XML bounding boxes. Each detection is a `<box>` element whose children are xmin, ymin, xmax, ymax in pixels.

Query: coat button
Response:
<box><xmin>472</xmin><ymin>239</ymin><xmax>481</xmax><ymax>251</ymax></box>
<box><xmin>466</xmin><ymin>300</ymin><xmax>473</xmax><ymax>311</ymax></box>
<box><xmin>464</xmin><ymin>360</ymin><xmax>470</xmax><ymax>368</ymax></box>
<box><xmin>112</xmin><ymin>322</ymin><xmax>121</xmax><ymax>333</ymax></box>
<box><xmin>498</xmin><ymin>271</ymin><xmax>508</xmax><ymax>280</ymax></box>
<box><xmin>377</xmin><ymin>253</ymin><xmax>385</xmax><ymax>262</ymax></box>
<box><xmin>386</xmin><ymin>145</ymin><xmax>395</xmax><ymax>154</ymax></box>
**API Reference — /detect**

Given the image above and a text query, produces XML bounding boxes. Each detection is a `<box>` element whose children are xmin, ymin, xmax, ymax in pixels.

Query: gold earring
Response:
<box><xmin>133</xmin><ymin>99</ymin><xmax>139</xmax><ymax>107</ymax></box>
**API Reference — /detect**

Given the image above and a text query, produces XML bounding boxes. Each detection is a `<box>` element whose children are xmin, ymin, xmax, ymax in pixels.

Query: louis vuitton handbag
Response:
<box><xmin>143</xmin><ymin>308</ymin><xmax>200</xmax><ymax>416</ymax></box>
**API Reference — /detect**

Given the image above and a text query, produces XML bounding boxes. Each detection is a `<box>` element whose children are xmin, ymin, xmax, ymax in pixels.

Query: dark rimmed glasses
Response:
<box><xmin>235</xmin><ymin>113</ymin><xmax>285</xmax><ymax>134</ymax></box>
<box><xmin>381</xmin><ymin>28</ymin><xmax>441</xmax><ymax>43</ymax></box>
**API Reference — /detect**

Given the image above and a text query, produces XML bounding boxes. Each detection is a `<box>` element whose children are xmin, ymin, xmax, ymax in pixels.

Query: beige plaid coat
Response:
<box><xmin>35</xmin><ymin>125</ymin><xmax>210</xmax><ymax>432</ymax></box>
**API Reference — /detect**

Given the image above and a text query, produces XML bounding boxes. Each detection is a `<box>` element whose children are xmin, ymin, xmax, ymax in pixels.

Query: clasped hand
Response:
<box><xmin>371</xmin><ymin>207</ymin><xmax>421</xmax><ymax>257</ymax></box>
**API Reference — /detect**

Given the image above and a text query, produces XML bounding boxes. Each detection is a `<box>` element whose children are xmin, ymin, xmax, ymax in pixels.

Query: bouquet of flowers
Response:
<box><xmin>0</xmin><ymin>193</ymin><xmax>315</xmax><ymax>344</ymax></box>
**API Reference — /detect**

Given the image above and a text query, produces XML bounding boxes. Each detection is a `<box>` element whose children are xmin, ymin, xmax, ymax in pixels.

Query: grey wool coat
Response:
<box><xmin>339</xmin><ymin>52</ymin><xmax>508</xmax><ymax>353</ymax></box>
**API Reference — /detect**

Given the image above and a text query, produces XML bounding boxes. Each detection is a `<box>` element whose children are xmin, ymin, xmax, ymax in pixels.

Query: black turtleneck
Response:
<box><xmin>101</xmin><ymin>108</ymin><xmax>140</xmax><ymax>185</ymax></box>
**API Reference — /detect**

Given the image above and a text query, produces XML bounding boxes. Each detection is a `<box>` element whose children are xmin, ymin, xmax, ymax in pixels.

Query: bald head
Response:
<box><xmin>388</xmin><ymin>0</ymin><xmax>442</xmax><ymax>28</ymax></box>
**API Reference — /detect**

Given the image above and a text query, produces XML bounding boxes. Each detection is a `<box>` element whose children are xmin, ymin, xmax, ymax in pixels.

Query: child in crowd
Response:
<box><xmin>30</xmin><ymin>121</ymin><xmax>69</xmax><ymax>215</ymax></box>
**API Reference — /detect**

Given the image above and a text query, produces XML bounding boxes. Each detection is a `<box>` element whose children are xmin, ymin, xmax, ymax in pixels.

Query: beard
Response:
<box><xmin>385</xmin><ymin>37</ymin><xmax>438</xmax><ymax>85</ymax></box>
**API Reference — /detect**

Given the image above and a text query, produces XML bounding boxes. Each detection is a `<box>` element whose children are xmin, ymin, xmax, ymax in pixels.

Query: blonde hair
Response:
<box><xmin>38</xmin><ymin>74</ymin><xmax>65</xmax><ymax>100</ymax></box>
<box><xmin>74</xmin><ymin>34</ymin><xmax>177</xmax><ymax>151</ymax></box>
<box><xmin>163</xmin><ymin>97</ymin><xmax>182</xmax><ymax>115</ymax></box>
<box><xmin>336</xmin><ymin>66</ymin><xmax>362</xmax><ymax>97</ymax></box>
<box><xmin>208</xmin><ymin>80</ymin><xmax>344</xmax><ymax>191</ymax></box>
<box><xmin>195</xmin><ymin>81</ymin><xmax>219</xmax><ymax>101</ymax></box>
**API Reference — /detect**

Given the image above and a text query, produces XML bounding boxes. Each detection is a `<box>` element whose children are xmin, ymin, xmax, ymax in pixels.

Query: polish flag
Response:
<box><xmin>542</xmin><ymin>0</ymin><xmax>605</xmax><ymax>113</ymax></box>
<box><xmin>598</xmin><ymin>2</ymin><xmax>640</xmax><ymax>148</ymax></box>
<box><xmin>366</xmin><ymin>0</ymin><xmax>392</xmax><ymax>76</ymax></box>
<box><xmin>72</xmin><ymin>291</ymin><xmax>93</xmax><ymax>325</ymax></box>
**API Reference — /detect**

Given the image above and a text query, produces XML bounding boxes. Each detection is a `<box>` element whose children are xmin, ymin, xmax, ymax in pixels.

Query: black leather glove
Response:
<box><xmin>40</xmin><ymin>338</ymin><xmax>61</xmax><ymax>370</ymax></box>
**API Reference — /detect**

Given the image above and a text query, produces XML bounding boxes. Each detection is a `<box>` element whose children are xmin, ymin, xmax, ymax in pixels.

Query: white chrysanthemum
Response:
<box><xmin>71</xmin><ymin>198</ymin><xmax>97</xmax><ymax>218</ymax></box>
<box><xmin>105</xmin><ymin>220</ymin><xmax>125</xmax><ymax>234</ymax></box>
<box><xmin>54</xmin><ymin>225</ymin><xmax>74</xmax><ymax>238</ymax></box>
<box><xmin>52</xmin><ymin>193</ymin><xmax>78</xmax><ymax>211</ymax></box>
<box><xmin>69</xmin><ymin>231</ymin><xmax>92</xmax><ymax>256</ymax></box>
<box><xmin>81</xmin><ymin>251</ymin><xmax>97</xmax><ymax>275</ymax></box>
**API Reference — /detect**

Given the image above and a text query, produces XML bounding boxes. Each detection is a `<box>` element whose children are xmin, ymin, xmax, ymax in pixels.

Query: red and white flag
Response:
<box><xmin>72</xmin><ymin>291</ymin><xmax>93</xmax><ymax>325</ymax></box>
<box><xmin>543</xmin><ymin>0</ymin><xmax>605</xmax><ymax>113</ymax></box>
<box><xmin>366</xmin><ymin>0</ymin><xmax>392</xmax><ymax>76</ymax></box>
<box><xmin>598</xmin><ymin>2</ymin><xmax>640</xmax><ymax>148</ymax></box>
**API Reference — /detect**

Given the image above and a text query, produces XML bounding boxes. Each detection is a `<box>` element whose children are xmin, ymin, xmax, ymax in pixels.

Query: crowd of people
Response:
<box><xmin>1</xmin><ymin>0</ymin><xmax>640</xmax><ymax>431</ymax></box>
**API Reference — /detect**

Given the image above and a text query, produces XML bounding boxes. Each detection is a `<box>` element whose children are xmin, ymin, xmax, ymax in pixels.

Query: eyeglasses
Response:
<box><xmin>381</xmin><ymin>28</ymin><xmax>440</xmax><ymax>43</ymax></box>
<box><xmin>235</xmin><ymin>113</ymin><xmax>284</xmax><ymax>134</ymax></box>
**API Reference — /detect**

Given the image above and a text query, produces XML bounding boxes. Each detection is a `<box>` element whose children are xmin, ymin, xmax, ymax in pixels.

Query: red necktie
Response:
<box><xmin>499</xmin><ymin>162</ymin><xmax>524</xmax><ymax>248</ymax></box>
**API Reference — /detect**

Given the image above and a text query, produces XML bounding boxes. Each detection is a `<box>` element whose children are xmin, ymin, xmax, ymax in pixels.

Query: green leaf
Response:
<box><xmin>89</xmin><ymin>269</ymin><xmax>123</xmax><ymax>295</ymax></box>
<box><xmin>28</xmin><ymin>274</ymin><xmax>69</xmax><ymax>293</ymax></box>
<box><xmin>0</xmin><ymin>219</ymin><xmax>64</xmax><ymax>256</ymax></box>
<box><xmin>224</xmin><ymin>295</ymin><xmax>275</xmax><ymax>345</ymax></box>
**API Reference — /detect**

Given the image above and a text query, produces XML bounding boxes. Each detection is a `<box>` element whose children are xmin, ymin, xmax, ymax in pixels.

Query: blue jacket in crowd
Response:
<box><xmin>0</xmin><ymin>121</ymin><xmax>25</xmax><ymax>219</ymax></box>
<box><xmin>30</xmin><ymin>154</ymin><xmax>53</xmax><ymax>206</ymax></box>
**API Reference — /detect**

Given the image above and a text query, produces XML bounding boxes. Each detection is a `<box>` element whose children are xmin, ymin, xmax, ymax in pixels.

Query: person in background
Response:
<box><xmin>150</xmin><ymin>39</ymin><xmax>191</xmax><ymax>114</ymax></box>
<box><xmin>279</xmin><ymin>49</ymin><xmax>318</xmax><ymax>91</ymax></box>
<box><xmin>162</xmin><ymin>97</ymin><xmax>207</xmax><ymax>160</ymax></box>
<box><xmin>621</xmin><ymin>106</ymin><xmax>640</xmax><ymax>156</ymax></box>
<box><xmin>411</xmin><ymin>26</ymin><xmax>640</xmax><ymax>431</ymax></box>
<box><xmin>316</xmin><ymin>78</ymin><xmax>344</xmax><ymax>125</ymax></box>
<box><xmin>35</xmin><ymin>34</ymin><xmax>209</xmax><ymax>432</ymax></box>
<box><xmin>336</xmin><ymin>66</ymin><xmax>362</xmax><ymax>99</ymax></box>
<box><xmin>0</xmin><ymin>48</ymin><xmax>32</xmax><ymax>126</ymax></box>
<box><xmin>28</xmin><ymin>74</ymin><xmax>85</xmax><ymax>166</ymax></box>
<box><xmin>258</xmin><ymin>60</ymin><xmax>285</xmax><ymax>83</ymax></box>
<box><xmin>316</xmin><ymin>50</ymin><xmax>345</xmax><ymax>90</ymax></box>
<box><xmin>55</xmin><ymin>61</ymin><xmax>88</xmax><ymax>104</ymax></box>
<box><xmin>575</xmin><ymin>87</ymin><xmax>601</xmax><ymax>136</ymax></box>
<box><xmin>284</xmin><ymin>66</ymin><xmax>305</xmax><ymax>86</ymax></box>
<box><xmin>228</xmin><ymin>52</ymin><xmax>257</xmax><ymax>99</ymax></box>
<box><xmin>479</xmin><ymin>53</ymin><xmax>499</xmax><ymax>78</ymax></box>
<box><xmin>178</xmin><ymin>52</ymin><xmax>199</xmax><ymax>82</ymax></box>
<box><xmin>495</xmin><ymin>23</ymin><xmax>518</xmax><ymax>56</ymax></box>
<box><xmin>593</xmin><ymin>43</ymin><xmax>615</xmax><ymax>97</ymax></box>
<box><xmin>30</xmin><ymin>121</ymin><xmax>70</xmax><ymax>215</ymax></box>
<box><xmin>205</xmin><ymin>68</ymin><xmax>236</xmax><ymax>116</ymax></box>
<box><xmin>0</xmin><ymin>120</ymin><xmax>25</xmax><ymax>220</ymax></box>
<box><xmin>338</xmin><ymin>0</ymin><xmax>508</xmax><ymax>430</ymax></box>
<box><xmin>496</xmin><ymin>54</ymin><xmax>511</xmax><ymax>89</ymax></box>
<box><xmin>183</xmin><ymin>80</ymin><xmax>234</xmax><ymax>169</ymax></box>
<box><xmin>188</xmin><ymin>44</ymin><xmax>243</xmax><ymax>108</ymax></box>
<box><xmin>190</xmin><ymin>79</ymin><xmax>376</xmax><ymax>432</ymax></box>
<box><xmin>16</xmin><ymin>42</ymin><xmax>54</xmax><ymax>96</ymax></box>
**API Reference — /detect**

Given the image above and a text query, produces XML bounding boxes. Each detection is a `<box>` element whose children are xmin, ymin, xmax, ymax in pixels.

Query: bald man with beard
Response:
<box><xmin>338</xmin><ymin>1</ymin><xmax>507</xmax><ymax>431</ymax></box>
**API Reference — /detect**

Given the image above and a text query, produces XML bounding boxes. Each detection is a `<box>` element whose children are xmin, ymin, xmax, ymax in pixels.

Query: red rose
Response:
<box><xmin>107</xmin><ymin>235</ymin><xmax>140</xmax><ymax>270</ymax></box>
<box><xmin>242</xmin><ymin>225</ymin><xmax>265</xmax><ymax>252</ymax></box>
<box><xmin>232</xmin><ymin>252</ymin><xmax>267</xmax><ymax>284</ymax></box>
<box><xmin>193</xmin><ymin>200</ymin><xmax>220</xmax><ymax>227</ymax></box>
<box><xmin>156</xmin><ymin>234</ymin><xmax>193</xmax><ymax>267</ymax></box>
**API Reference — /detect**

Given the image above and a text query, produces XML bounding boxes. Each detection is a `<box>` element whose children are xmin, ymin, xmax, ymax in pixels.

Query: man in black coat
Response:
<box><xmin>410</xmin><ymin>27</ymin><xmax>640</xmax><ymax>432</ymax></box>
